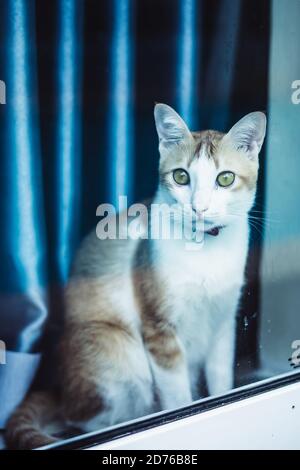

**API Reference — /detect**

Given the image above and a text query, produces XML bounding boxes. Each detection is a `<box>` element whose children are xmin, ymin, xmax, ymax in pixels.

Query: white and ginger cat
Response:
<box><xmin>6</xmin><ymin>104</ymin><xmax>266</xmax><ymax>449</ymax></box>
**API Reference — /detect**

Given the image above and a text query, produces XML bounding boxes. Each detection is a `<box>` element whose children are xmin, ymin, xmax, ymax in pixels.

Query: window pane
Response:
<box><xmin>1</xmin><ymin>0</ymin><xmax>300</xmax><ymax>450</ymax></box>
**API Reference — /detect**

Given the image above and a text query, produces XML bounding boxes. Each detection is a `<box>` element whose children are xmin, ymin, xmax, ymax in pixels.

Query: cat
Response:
<box><xmin>5</xmin><ymin>104</ymin><xmax>266</xmax><ymax>449</ymax></box>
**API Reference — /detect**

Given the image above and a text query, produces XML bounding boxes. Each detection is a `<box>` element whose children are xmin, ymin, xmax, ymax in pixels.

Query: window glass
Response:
<box><xmin>0</xmin><ymin>0</ymin><xmax>299</xmax><ymax>449</ymax></box>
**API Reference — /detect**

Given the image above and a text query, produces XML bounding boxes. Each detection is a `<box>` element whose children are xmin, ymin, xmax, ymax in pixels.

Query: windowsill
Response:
<box><xmin>38</xmin><ymin>370</ymin><xmax>300</xmax><ymax>450</ymax></box>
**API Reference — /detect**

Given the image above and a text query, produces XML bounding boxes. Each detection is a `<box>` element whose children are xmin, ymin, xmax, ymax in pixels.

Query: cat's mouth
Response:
<box><xmin>191</xmin><ymin>218</ymin><xmax>226</xmax><ymax>237</ymax></box>
<box><xmin>204</xmin><ymin>225</ymin><xmax>225</xmax><ymax>236</ymax></box>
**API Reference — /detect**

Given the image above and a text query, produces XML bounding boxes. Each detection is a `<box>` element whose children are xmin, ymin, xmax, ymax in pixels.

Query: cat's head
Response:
<box><xmin>154</xmin><ymin>103</ymin><xmax>266</xmax><ymax>235</ymax></box>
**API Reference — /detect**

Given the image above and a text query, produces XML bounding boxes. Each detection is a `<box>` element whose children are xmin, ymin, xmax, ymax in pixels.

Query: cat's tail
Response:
<box><xmin>5</xmin><ymin>391</ymin><xmax>60</xmax><ymax>449</ymax></box>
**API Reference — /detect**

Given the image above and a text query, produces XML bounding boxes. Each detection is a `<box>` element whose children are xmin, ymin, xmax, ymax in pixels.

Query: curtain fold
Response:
<box><xmin>53</xmin><ymin>0</ymin><xmax>83</xmax><ymax>283</ymax></box>
<box><xmin>176</xmin><ymin>0</ymin><xmax>199</xmax><ymax>129</ymax></box>
<box><xmin>109</xmin><ymin>0</ymin><xmax>135</xmax><ymax>207</ymax></box>
<box><xmin>0</xmin><ymin>0</ymin><xmax>47</xmax><ymax>352</ymax></box>
<box><xmin>204</xmin><ymin>0</ymin><xmax>241</xmax><ymax>130</ymax></box>
<box><xmin>0</xmin><ymin>0</ymin><xmax>47</xmax><ymax>426</ymax></box>
<box><xmin>0</xmin><ymin>0</ymin><xmax>271</xmax><ymax>428</ymax></box>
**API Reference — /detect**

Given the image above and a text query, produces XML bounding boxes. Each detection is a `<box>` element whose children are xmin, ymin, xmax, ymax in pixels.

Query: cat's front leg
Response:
<box><xmin>145</xmin><ymin>327</ymin><xmax>192</xmax><ymax>411</ymax></box>
<box><xmin>205</xmin><ymin>316</ymin><xmax>236</xmax><ymax>396</ymax></box>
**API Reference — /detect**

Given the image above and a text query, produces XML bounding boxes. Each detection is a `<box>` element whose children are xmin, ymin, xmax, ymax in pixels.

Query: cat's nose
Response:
<box><xmin>192</xmin><ymin>206</ymin><xmax>209</xmax><ymax>217</ymax></box>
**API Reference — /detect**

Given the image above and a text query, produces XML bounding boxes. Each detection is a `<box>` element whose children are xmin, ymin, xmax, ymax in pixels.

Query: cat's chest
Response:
<box><xmin>154</xmin><ymin>236</ymin><xmax>246</xmax><ymax>298</ymax></box>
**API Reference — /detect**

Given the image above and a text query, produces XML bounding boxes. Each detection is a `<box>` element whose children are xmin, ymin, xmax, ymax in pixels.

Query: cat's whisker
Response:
<box><xmin>248</xmin><ymin>220</ymin><xmax>264</xmax><ymax>238</ymax></box>
<box><xmin>228</xmin><ymin>210</ymin><xmax>281</xmax><ymax>225</ymax></box>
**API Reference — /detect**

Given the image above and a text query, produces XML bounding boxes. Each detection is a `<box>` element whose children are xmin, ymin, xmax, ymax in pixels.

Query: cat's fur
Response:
<box><xmin>5</xmin><ymin>104</ymin><xmax>266</xmax><ymax>449</ymax></box>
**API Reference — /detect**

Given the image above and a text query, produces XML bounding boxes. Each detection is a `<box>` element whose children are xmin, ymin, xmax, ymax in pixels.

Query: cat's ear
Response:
<box><xmin>154</xmin><ymin>103</ymin><xmax>191</xmax><ymax>145</ymax></box>
<box><xmin>225</xmin><ymin>112</ymin><xmax>267</xmax><ymax>157</ymax></box>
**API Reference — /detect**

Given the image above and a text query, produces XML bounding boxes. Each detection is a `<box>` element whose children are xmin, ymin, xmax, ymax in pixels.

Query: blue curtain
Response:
<box><xmin>0</xmin><ymin>0</ymin><xmax>270</xmax><ymax>427</ymax></box>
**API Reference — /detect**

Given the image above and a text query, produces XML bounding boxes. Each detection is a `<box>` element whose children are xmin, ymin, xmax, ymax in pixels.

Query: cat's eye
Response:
<box><xmin>173</xmin><ymin>168</ymin><xmax>190</xmax><ymax>185</ymax></box>
<box><xmin>216</xmin><ymin>171</ymin><xmax>235</xmax><ymax>187</ymax></box>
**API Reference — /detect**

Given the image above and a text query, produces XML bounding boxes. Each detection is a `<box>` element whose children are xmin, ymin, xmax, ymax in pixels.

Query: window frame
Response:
<box><xmin>41</xmin><ymin>370</ymin><xmax>300</xmax><ymax>450</ymax></box>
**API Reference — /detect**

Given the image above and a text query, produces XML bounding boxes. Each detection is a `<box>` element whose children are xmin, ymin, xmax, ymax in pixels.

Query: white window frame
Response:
<box><xmin>42</xmin><ymin>371</ymin><xmax>300</xmax><ymax>450</ymax></box>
